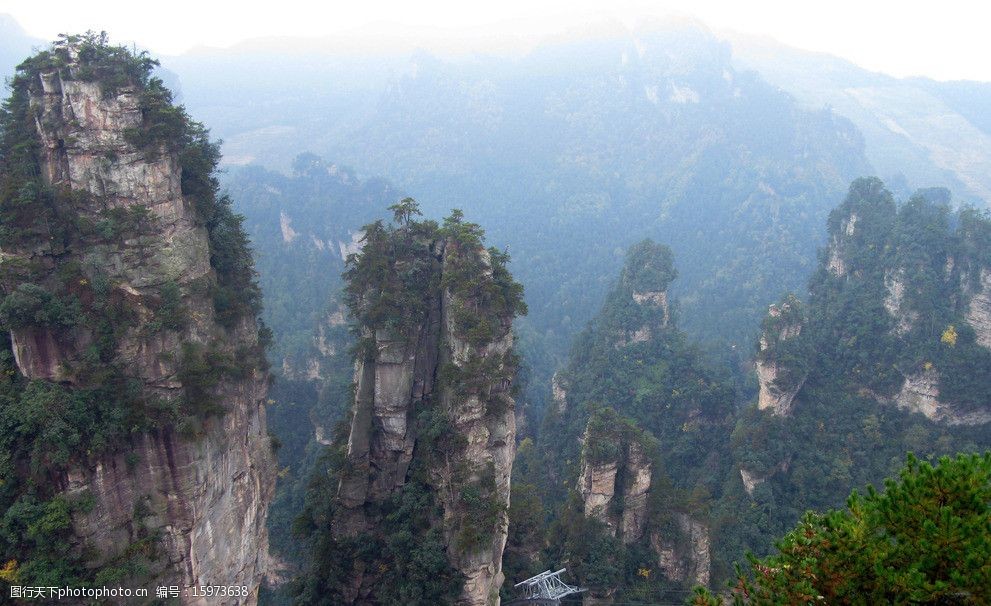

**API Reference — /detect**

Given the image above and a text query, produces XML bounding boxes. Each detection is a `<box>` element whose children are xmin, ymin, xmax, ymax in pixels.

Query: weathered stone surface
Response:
<box><xmin>577</xmin><ymin>431</ymin><xmax>652</xmax><ymax>544</ymax></box>
<box><xmin>633</xmin><ymin>290</ymin><xmax>669</xmax><ymax>326</ymax></box>
<box><xmin>826</xmin><ymin>211</ymin><xmax>858</xmax><ymax>276</ymax></box>
<box><xmin>551</xmin><ymin>372</ymin><xmax>568</xmax><ymax>413</ymax></box>
<box><xmin>578</xmin><ymin>460</ymin><xmax>620</xmax><ymax>529</ymax></box>
<box><xmin>9</xmin><ymin>326</ymin><xmax>86</xmax><ymax>382</ymax></box>
<box><xmin>739</xmin><ymin>459</ymin><xmax>789</xmax><ymax>497</ymax></box>
<box><xmin>63</xmin><ymin>372</ymin><xmax>274</xmax><ymax>604</ymax></box>
<box><xmin>756</xmin><ymin>303</ymin><xmax>805</xmax><ymax>416</ymax></box>
<box><xmin>892</xmin><ymin>369</ymin><xmax>991</xmax><ymax>425</ymax></box>
<box><xmin>739</xmin><ymin>467</ymin><xmax>761</xmax><ymax>496</ymax></box>
<box><xmin>4</xmin><ymin>56</ymin><xmax>276</xmax><ymax>604</ymax></box>
<box><xmin>279</xmin><ymin>211</ymin><xmax>298</xmax><ymax>243</ymax></box>
<box><xmin>333</xmin><ymin>240</ymin><xmax>517</xmax><ymax>605</ymax></box>
<box><xmin>651</xmin><ymin>514</ymin><xmax>710</xmax><ymax>586</ymax></box>
<box><xmin>619</xmin><ymin>442</ymin><xmax>652</xmax><ymax>544</ymax></box>
<box><xmin>441</xmin><ymin>285</ymin><xmax>516</xmax><ymax>606</ymax></box>
<box><xmin>967</xmin><ymin>268</ymin><xmax>991</xmax><ymax>349</ymax></box>
<box><xmin>884</xmin><ymin>270</ymin><xmax>917</xmax><ymax>336</ymax></box>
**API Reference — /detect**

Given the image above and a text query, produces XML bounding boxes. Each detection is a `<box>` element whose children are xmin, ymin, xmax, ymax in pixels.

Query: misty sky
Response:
<box><xmin>2</xmin><ymin>0</ymin><xmax>990</xmax><ymax>81</ymax></box>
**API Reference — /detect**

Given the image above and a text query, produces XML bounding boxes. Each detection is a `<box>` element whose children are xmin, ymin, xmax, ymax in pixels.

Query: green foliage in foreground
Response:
<box><xmin>691</xmin><ymin>452</ymin><xmax>991</xmax><ymax>605</ymax></box>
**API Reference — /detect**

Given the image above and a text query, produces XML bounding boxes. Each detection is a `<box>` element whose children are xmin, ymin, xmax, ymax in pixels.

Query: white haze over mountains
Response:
<box><xmin>5</xmin><ymin>7</ymin><xmax>988</xmax><ymax>207</ymax></box>
<box><xmin>3</xmin><ymin>0</ymin><xmax>991</xmax><ymax>81</ymax></box>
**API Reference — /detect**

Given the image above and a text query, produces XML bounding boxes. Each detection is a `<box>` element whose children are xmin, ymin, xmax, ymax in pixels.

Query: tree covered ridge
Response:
<box><xmin>718</xmin><ymin>177</ymin><xmax>991</xmax><ymax>602</ymax></box>
<box><xmin>343</xmin><ymin>199</ymin><xmax>526</xmax><ymax>348</ymax></box>
<box><xmin>799</xmin><ymin>177</ymin><xmax>991</xmax><ymax>411</ymax></box>
<box><xmin>0</xmin><ymin>34</ymin><xmax>268</xmax><ymax>589</ymax></box>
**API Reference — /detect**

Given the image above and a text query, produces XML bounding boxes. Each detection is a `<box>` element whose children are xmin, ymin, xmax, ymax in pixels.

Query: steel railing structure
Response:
<box><xmin>512</xmin><ymin>568</ymin><xmax>586</xmax><ymax>603</ymax></box>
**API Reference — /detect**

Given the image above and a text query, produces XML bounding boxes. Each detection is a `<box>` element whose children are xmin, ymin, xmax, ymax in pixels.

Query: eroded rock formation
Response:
<box><xmin>0</xmin><ymin>41</ymin><xmax>274</xmax><ymax>603</ymax></box>
<box><xmin>756</xmin><ymin>298</ymin><xmax>807</xmax><ymax>416</ymax></box>
<box><xmin>576</xmin><ymin>409</ymin><xmax>710</xmax><ymax>596</ymax></box>
<box><xmin>651</xmin><ymin>514</ymin><xmax>711</xmax><ymax>587</ymax></box>
<box><xmin>967</xmin><ymin>268</ymin><xmax>991</xmax><ymax>349</ymax></box>
<box><xmin>578</xmin><ymin>439</ymin><xmax>653</xmax><ymax>545</ymax></box>
<box><xmin>333</xmin><ymin>231</ymin><xmax>522</xmax><ymax>605</ymax></box>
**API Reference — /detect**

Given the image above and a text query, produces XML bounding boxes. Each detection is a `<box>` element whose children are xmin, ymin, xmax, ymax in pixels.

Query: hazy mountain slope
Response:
<box><xmin>730</xmin><ymin>34</ymin><xmax>991</xmax><ymax>205</ymax></box>
<box><xmin>0</xmin><ymin>14</ymin><xmax>43</xmax><ymax>83</ymax></box>
<box><xmin>172</xmin><ymin>23</ymin><xmax>871</xmax><ymax>397</ymax></box>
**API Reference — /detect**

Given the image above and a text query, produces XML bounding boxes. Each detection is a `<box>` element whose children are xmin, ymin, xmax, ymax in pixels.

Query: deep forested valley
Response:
<box><xmin>0</xmin><ymin>13</ymin><xmax>990</xmax><ymax>606</ymax></box>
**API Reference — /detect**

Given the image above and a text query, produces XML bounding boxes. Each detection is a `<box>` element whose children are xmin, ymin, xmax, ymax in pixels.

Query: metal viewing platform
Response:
<box><xmin>505</xmin><ymin>568</ymin><xmax>586</xmax><ymax>605</ymax></box>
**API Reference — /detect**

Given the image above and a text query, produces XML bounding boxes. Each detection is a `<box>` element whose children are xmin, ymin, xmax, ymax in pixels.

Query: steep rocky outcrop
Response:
<box><xmin>739</xmin><ymin>467</ymin><xmax>761</xmax><ymax>496</ymax></box>
<box><xmin>883</xmin><ymin>270</ymin><xmax>917</xmax><ymax>336</ymax></box>
<box><xmin>755</xmin><ymin>297</ymin><xmax>807</xmax><ymax>416</ymax></box>
<box><xmin>966</xmin><ymin>268</ymin><xmax>991</xmax><ymax>349</ymax></box>
<box><xmin>576</xmin><ymin>407</ymin><xmax>712</xmax><ymax>595</ymax></box>
<box><xmin>577</xmin><ymin>430</ymin><xmax>652</xmax><ymax>545</ymax></box>
<box><xmin>539</xmin><ymin>240</ymin><xmax>732</xmax><ymax>600</ymax></box>
<box><xmin>812</xmin><ymin>180</ymin><xmax>991</xmax><ymax>425</ymax></box>
<box><xmin>738</xmin><ymin>459</ymin><xmax>790</xmax><ymax>497</ymax></box>
<box><xmin>327</xmin><ymin>214</ymin><xmax>525</xmax><ymax>605</ymax></box>
<box><xmin>650</xmin><ymin>514</ymin><xmax>711</xmax><ymax>587</ymax></box>
<box><xmin>0</xmin><ymin>38</ymin><xmax>274</xmax><ymax>602</ymax></box>
<box><xmin>551</xmin><ymin>371</ymin><xmax>568</xmax><ymax>413</ymax></box>
<box><xmin>610</xmin><ymin>242</ymin><xmax>676</xmax><ymax>348</ymax></box>
<box><xmin>826</xmin><ymin>211</ymin><xmax>858</xmax><ymax>277</ymax></box>
<box><xmin>889</xmin><ymin>369</ymin><xmax>991</xmax><ymax>425</ymax></box>
<box><xmin>632</xmin><ymin>290</ymin><xmax>669</xmax><ymax>327</ymax></box>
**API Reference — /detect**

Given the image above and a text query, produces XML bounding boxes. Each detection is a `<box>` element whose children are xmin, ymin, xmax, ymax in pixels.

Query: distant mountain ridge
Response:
<box><xmin>0</xmin><ymin>14</ymin><xmax>43</xmax><ymax>83</ymax></box>
<box><xmin>730</xmin><ymin>33</ymin><xmax>991</xmax><ymax>205</ymax></box>
<box><xmin>175</xmin><ymin>22</ymin><xmax>872</xmax><ymax>383</ymax></box>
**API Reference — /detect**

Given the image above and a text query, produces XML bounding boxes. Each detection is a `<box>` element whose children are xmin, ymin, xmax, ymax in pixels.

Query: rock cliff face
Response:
<box><xmin>755</xmin><ymin>298</ymin><xmax>807</xmax><ymax>416</ymax></box>
<box><xmin>616</xmin><ymin>289</ymin><xmax>670</xmax><ymax>347</ymax></box>
<box><xmin>577</xmin><ymin>409</ymin><xmax>710</xmax><ymax>594</ymax></box>
<box><xmin>883</xmin><ymin>270</ymin><xmax>917</xmax><ymax>336</ymax></box>
<box><xmin>650</xmin><ymin>514</ymin><xmax>711</xmax><ymax>587</ymax></box>
<box><xmin>551</xmin><ymin>371</ymin><xmax>569</xmax><ymax>413</ymax></box>
<box><xmin>332</xmin><ymin>227</ymin><xmax>523</xmax><ymax>605</ymax></box>
<box><xmin>0</xmin><ymin>40</ymin><xmax>274</xmax><ymax>603</ymax></box>
<box><xmin>966</xmin><ymin>268</ymin><xmax>991</xmax><ymax>349</ymax></box>
<box><xmin>826</xmin><ymin>211</ymin><xmax>858</xmax><ymax>277</ymax></box>
<box><xmin>890</xmin><ymin>369</ymin><xmax>991</xmax><ymax>425</ymax></box>
<box><xmin>578</xmin><ymin>435</ymin><xmax>652</xmax><ymax>545</ymax></box>
<box><xmin>632</xmin><ymin>290</ymin><xmax>669</xmax><ymax>327</ymax></box>
<box><xmin>738</xmin><ymin>459</ymin><xmax>790</xmax><ymax>497</ymax></box>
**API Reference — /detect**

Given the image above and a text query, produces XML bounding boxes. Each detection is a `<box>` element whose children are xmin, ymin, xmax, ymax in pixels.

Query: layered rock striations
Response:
<box><xmin>578</xmin><ymin>411</ymin><xmax>654</xmax><ymax>544</ymax></box>
<box><xmin>322</xmin><ymin>208</ymin><xmax>526</xmax><ymax>605</ymax></box>
<box><xmin>0</xmin><ymin>36</ymin><xmax>274</xmax><ymax>602</ymax></box>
